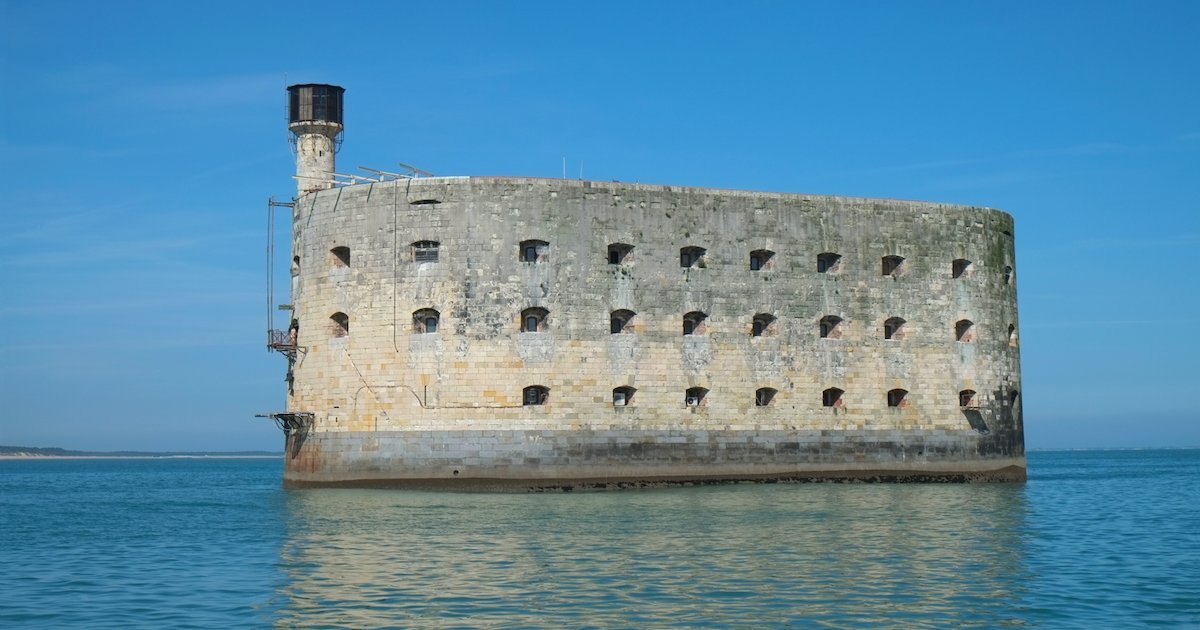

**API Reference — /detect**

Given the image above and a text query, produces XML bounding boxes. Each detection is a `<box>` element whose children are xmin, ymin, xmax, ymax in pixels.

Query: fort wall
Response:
<box><xmin>283</xmin><ymin>176</ymin><xmax>1023</xmax><ymax>486</ymax></box>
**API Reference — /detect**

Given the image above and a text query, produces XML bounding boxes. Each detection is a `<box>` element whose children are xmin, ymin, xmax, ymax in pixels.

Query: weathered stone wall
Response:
<box><xmin>284</xmin><ymin>177</ymin><xmax>1023</xmax><ymax>485</ymax></box>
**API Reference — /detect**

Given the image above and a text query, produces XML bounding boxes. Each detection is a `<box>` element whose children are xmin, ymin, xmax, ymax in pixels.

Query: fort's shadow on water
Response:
<box><xmin>272</xmin><ymin>483</ymin><xmax>1030</xmax><ymax>627</ymax></box>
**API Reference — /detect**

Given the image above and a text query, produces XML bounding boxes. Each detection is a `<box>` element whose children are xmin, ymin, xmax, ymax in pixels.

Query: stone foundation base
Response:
<box><xmin>283</xmin><ymin>428</ymin><xmax>1025</xmax><ymax>489</ymax></box>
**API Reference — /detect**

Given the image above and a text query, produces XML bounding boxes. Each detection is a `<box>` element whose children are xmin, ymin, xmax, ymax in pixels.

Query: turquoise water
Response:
<box><xmin>1</xmin><ymin>451</ymin><xmax>1197</xmax><ymax>628</ymax></box>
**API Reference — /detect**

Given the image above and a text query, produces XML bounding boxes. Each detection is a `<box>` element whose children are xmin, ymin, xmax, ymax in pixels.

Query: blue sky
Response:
<box><xmin>1</xmin><ymin>1</ymin><xmax>1197</xmax><ymax>451</ymax></box>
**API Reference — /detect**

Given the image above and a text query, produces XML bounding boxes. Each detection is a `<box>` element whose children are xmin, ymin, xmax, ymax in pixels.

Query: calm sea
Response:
<box><xmin>1</xmin><ymin>450</ymin><xmax>1197</xmax><ymax>628</ymax></box>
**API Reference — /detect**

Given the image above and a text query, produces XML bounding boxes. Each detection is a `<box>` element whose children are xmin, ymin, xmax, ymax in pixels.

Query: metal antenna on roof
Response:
<box><xmin>398</xmin><ymin>162</ymin><xmax>434</xmax><ymax>178</ymax></box>
<box><xmin>359</xmin><ymin>166</ymin><xmax>406</xmax><ymax>179</ymax></box>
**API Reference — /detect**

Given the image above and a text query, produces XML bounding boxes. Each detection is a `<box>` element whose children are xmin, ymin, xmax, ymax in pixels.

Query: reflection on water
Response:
<box><xmin>276</xmin><ymin>484</ymin><xmax>1030</xmax><ymax>627</ymax></box>
<box><xmin>3</xmin><ymin>453</ymin><xmax>1195</xmax><ymax>627</ymax></box>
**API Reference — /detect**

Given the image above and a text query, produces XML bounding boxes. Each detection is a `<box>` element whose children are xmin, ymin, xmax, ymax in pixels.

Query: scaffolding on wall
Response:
<box><xmin>265</xmin><ymin>196</ymin><xmax>299</xmax><ymax>360</ymax></box>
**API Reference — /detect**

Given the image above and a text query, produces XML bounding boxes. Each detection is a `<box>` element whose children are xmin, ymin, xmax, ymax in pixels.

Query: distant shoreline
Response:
<box><xmin>0</xmin><ymin>454</ymin><xmax>282</xmax><ymax>460</ymax></box>
<box><xmin>0</xmin><ymin>446</ymin><xmax>284</xmax><ymax>460</ymax></box>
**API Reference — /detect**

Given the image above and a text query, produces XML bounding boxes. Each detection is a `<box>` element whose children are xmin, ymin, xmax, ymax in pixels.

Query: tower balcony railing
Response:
<box><xmin>268</xmin><ymin>329</ymin><xmax>298</xmax><ymax>353</ymax></box>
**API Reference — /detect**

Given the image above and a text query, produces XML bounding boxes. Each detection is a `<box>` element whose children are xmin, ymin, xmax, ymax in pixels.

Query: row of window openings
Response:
<box><xmin>325</xmin><ymin>244</ymin><xmax>1012</xmax><ymax>283</ymax></box>
<box><xmin>400</xmin><ymin>310</ymin><xmax>1014</xmax><ymax>344</ymax></box>
<box><xmin>521</xmin><ymin>386</ymin><xmax>1015</xmax><ymax>408</ymax></box>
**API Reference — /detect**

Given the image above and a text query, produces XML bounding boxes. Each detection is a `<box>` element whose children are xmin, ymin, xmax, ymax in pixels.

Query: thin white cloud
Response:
<box><xmin>1056</xmin><ymin>232</ymin><xmax>1200</xmax><ymax>251</ymax></box>
<box><xmin>29</xmin><ymin>65</ymin><xmax>287</xmax><ymax>114</ymax></box>
<box><xmin>1043</xmin><ymin>142</ymin><xmax>1135</xmax><ymax>156</ymax></box>
<box><xmin>128</xmin><ymin>73</ymin><xmax>285</xmax><ymax>110</ymax></box>
<box><xmin>1025</xmin><ymin>317</ymin><xmax>1200</xmax><ymax>329</ymax></box>
<box><xmin>0</xmin><ymin>140</ymin><xmax>134</xmax><ymax>161</ymax></box>
<box><xmin>0</xmin><ymin>291</ymin><xmax>260</xmax><ymax>318</ymax></box>
<box><xmin>829</xmin><ymin>133</ymin><xmax>1197</xmax><ymax>180</ymax></box>
<box><xmin>926</xmin><ymin>170</ymin><xmax>1049</xmax><ymax>191</ymax></box>
<box><xmin>0</xmin><ymin>229</ymin><xmax>260</xmax><ymax>267</ymax></box>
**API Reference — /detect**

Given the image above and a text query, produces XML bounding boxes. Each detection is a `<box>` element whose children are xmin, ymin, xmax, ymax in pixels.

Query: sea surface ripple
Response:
<box><xmin>1</xmin><ymin>450</ymin><xmax>1197</xmax><ymax>628</ymax></box>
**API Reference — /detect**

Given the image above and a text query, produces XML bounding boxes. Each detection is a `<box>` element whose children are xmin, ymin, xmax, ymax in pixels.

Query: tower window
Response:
<box><xmin>952</xmin><ymin>258</ymin><xmax>972</xmax><ymax>278</ymax></box>
<box><xmin>752</xmin><ymin>313</ymin><xmax>775</xmax><ymax>337</ymax></box>
<box><xmin>683</xmin><ymin>311</ymin><xmax>708</xmax><ymax>336</ymax></box>
<box><xmin>755</xmin><ymin>387</ymin><xmax>777</xmax><ymax>407</ymax></box>
<box><xmin>955</xmin><ymin>319</ymin><xmax>975</xmax><ymax>343</ymax></box>
<box><xmin>887</xmin><ymin>388</ymin><xmax>908</xmax><ymax>408</ymax></box>
<box><xmin>817</xmin><ymin>252</ymin><xmax>841</xmax><ymax>274</ymax></box>
<box><xmin>523</xmin><ymin>385</ymin><xmax>548</xmax><ymax>406</ymax></box>
<box><xmin>1004</xmin><ymin>265</ymin><xmax>1014</xmax><ymax>285</ymax></box>
<box><xmin>680</xmin><ymin>246</ymin><xmax>707</xmax><ymax>268</ymax></box>
<box><xmin>413</xmin><ymin>308</ymin><xmax>440</xmax><ymax>334</ymax></box>
<box><xmin>410</xmin><ymin>199</ymin><xmax>441</xmax><ymax>206</ymax></box>
<box><xmin>685</xmin><ymin>387</ymin><xmax>709</xmax><ymax>407</ymax></box>
<box><xmin>613</xmin><ymin>386</ymin><xmax>636</xmax><ymax>407</ymax></box>
<box><xmin>822</xmin><ymin>387</ymin><xmax>844</xmax><ymax>408</ymax></box>
<box><xmin>331</xmin><ymin>246</ymin><xmax>350</xmax><ymax>267</ymax></box>
<box><xmin>1008</xmin><ymin>324</ymin><xmax>1018</xmax><ymax>347</ymax></box>
<box><xmin>819</xmin><ymin>315</ymin><xmax>843</xmax><ymax>339</ymax></box>
<box><xmin>959</xmin><ymin>389</ymin><xmax>978</xmax><ymax>408</ymax></box>
<box><xmin>521</xmin><ymin>307</ymin><xmax>549</xmax><ymax>333</ymax></box>
<box><xmin>520</xmin><ymin>239</ymin><xmax>548</xmax><ymax>263</ymax></box>
<box><xmin>884</xmin><ymin>317</ymin><xmax>906</xmax><ymax>340</ymax></box>
<box><xmin>610</xmin><ymin>309</ymin><xmax>635</xmax><ymax>334</ymax></box>
<box><xmin>882</xmin><ymin>255</ymin><xmax>905</xmax><ymax>277</ymax></box>
<box><xmin>330</xmin><ymin>312</ymin><xmax>349</xmax><ymax>337</ymax></box>
<box><xmin>608</xmin><ymin>243</ymin><xmax>633</xmax><ymax>265</ymax></box>
<box><xmin>749</xmin><ymin>249</ymin><xmax>774</xmax><ymax>271</ymax></box>
<box><xmin>413</xmin><ymin>240</ymin><xmax>439</xmax><ymax>263</ymax></box>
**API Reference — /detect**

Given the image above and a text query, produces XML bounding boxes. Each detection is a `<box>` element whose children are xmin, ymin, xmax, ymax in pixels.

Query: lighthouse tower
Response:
<box><xmin>287</xmin><ymin>84</ymin><xmax>344</xmax><ymax>197</ymax></box>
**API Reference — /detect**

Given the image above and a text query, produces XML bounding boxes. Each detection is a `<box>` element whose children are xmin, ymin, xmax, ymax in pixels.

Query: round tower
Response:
<box><xmin>287</xmin><ymin>84</ymin><xmax>345</xmax><ymax>197</ymax></box>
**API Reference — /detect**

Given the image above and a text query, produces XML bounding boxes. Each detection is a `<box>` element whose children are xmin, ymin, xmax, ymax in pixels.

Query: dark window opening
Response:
<box><xmin>749</xmin><ymin>249</ymin><xmax>774</xmax><ymax>271</ymax></box>
<box><xmin>822</xmin><ymin>387</ymin><xmax>844</xmax><ymax>408</ymax></box>
<box><xmin>608</xmin><ymin>243</ymin><xmax>633</xmax><ymax>265</ymax></box>
<box><xmin>331</xmin><ymin>246</ymin><xmax>350</xmax><ymax>267</ymax></box>
<box><xmin>683</xmin><ymin>311</ymin><xmax>708</xmax><ymax>336</ymax></box>
<box><xmin>330</xmin><ymin>312</ymin><xmax>349</xmax><ymax>337</ymax></box>
<box><xmin>680</xmin><ymin>246</ymin><xmax>707</xmax><ymax>269</ymax></box>
<box><xmin>755</xmin><ymin>387</ymin><xmax>777</xmax><ymax>407</ymax></box>
<box><xmin>952</xmin><ymin>258</ymin><xmax>972</xmax><ymax>278</ymax></box>
<box><xmin>959</xmin><ymin>389</ymin><xmax>978</xmax><ymax>408</ymax></box>
<box><xmin>1009</xmin><ymin>389</ymin><xmax>1020</xmax><ymax>404</ymax></box>
<box><xmin>887</xmin><ymin>388</ymin><xmax>908</xmax><ymax>408</ymax></box>
<box><xmin>685</xmin><ymin>387</ymin><xmax>709</xmax><ymax>407</ymax></box>
<box><xmin>613</xmin><ymin>386</ymin><xmax>636</xmax><ymax>407</ymax></box>
<box><xmin>520</xmin><ymin>239</ymin><xmax>548</xmax><ymax>263</ymax></box>
<box><xmin>523</xmin><ymin>385</ymin><xmax>548</xmax><ymax>406</ymax></box>
<box><xmin>413</xmin><ymin>308</ymin><xmax>440</xmax><ymax>334</ymax></box>
<box><xmin>521</xmin><ymin>307</ymin><xmax>549</xmax><ymax>333</ymax></box>
<box><xmin>820</xmin><ymin>315</ymin><xmax>843</xmax><ymax>339</ymax></box>
<box><xmin>882</xmin><ymin>255</ymin><xmax>905</xmax><ymax>277</ymax></box>
<box><xmin>1004</xmin><ymin>265</ymin><xmax>1014</xmax><ymax>285</ymax></box>
<box><xmin>413</xmin><ymin>240</ymin><xmax>439</xmax><ymax>263</ymax></box>
<box><xmin>817</xmin><ymin>252</ymin><xmax>841</xmax><ymax>274</ymax></box>
<box><xmin>884</xmin><ymin>317</ymin><xmax>906</xmax><ymax>340</ymax></box>
<box><xmin>752</xmin><ymin>313</ymin><xmax>775</xmax><ymax>337</ymax></box>
<box><xmin>610</xmin><ymin>309</ymin><xmax>635</xmax><ymax>334</ymax></box>
<box><xmin>410</xmin><ymin>199</ymin><xmax>441</xmax><ymax>206</ymax></box>
<box><xmin>955</xmin><ymin>319</ymin><xmax>975</xmax><ymax>343</ymax></box>
<box><xmin>292</xmin><ymin>255</ymin><xmax>300</xmax><ymax>276</ymax></box>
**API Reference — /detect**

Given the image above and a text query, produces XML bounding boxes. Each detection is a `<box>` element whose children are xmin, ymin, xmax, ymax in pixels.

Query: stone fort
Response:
<box><xmin>265</xmin><ymin>84</ymin><xmax>1024</xmax><ymax>487</ymax></box>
